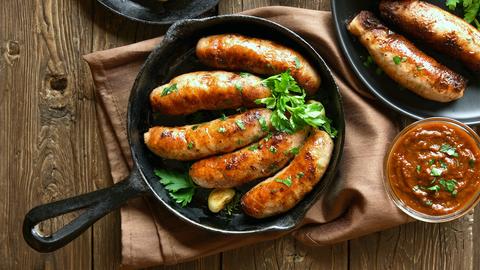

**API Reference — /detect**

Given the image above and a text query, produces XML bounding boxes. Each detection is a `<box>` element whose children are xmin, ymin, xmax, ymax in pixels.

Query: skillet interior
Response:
<box><xmin>128</xmin><ymin>15</ymin><xmax>345</xmax><ymax>234</ymax></box>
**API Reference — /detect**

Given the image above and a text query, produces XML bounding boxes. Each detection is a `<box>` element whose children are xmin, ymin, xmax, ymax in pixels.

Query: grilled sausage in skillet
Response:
<box><xmin>380</xmin><ymin>0</ymin><xmax>480</xmax><ymax>72</ymax></box>
<box><xmin>190</xmin><ymin>128</ymin><xmax>309</xmax><ymax>189</ymax></box>
<box><xmin>150</xmin><ymin>71</ymin><xmax>271</xmax><ymax>115</ymax></box>
<box><xmin>196</xmin><ymin>34</ymin><xmax>321</xmax><ymax>95</ymax></box>
<box><xmin>348</xmin><ymin>11</ymin><xmax>467</xmax><ymax>102</ymax></box>
<box><xmin>144</xmin><ymin>109</ymin><xmax>272</xmax><ymax>161</ymax></box>
<box><xmin>241</xmin><ymin>129</ymin><xmax>334</xmax><ymax>219</ymax></box>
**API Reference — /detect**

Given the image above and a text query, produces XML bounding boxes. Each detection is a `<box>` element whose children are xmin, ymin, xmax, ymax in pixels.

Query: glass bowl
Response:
<box><xmin>383</xmin><ymin>117</ymin><xmax>480</xmax><ymax>223</ymax></box>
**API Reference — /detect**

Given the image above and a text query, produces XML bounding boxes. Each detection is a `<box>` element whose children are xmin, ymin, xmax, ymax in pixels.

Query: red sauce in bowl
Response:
<box><xmin>386</xmin><ymin>120</ymin><xmax>480</xmax><ymax>216</ymax></box>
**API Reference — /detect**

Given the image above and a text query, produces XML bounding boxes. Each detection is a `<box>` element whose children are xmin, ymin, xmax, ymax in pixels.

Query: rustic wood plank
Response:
<box><xmin>218</xmin><ymin>1</ymin><xmax>347</xmax><ymax>269</ymax></box>
<box><xmin>0</xmin><ymin>0</ymin><xmax>99</xmax><ymax>268</ymax></box>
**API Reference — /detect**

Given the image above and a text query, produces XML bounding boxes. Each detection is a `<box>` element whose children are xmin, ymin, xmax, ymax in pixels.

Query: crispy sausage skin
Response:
<box><xmin>380</xmin><ymin>0</ymin><xmax>480</xmax><ymax>72</ymax></box>
<box><xmin>144</xmin><ymin>109</ymin><xmax>272</xmax><ymax>161</ymax></box>
<box><xmin>348</xmin><ymin>11</ymin><xmax>466</xmax><ymax>102</ymax></box>
<box><xmin>196</xmin><ymin>34</ymin><xmax>320</xmax><ymax>95</ymax></box>
<box><xmin>189</xmin><ymin>128</ymin><xmax>309</xmax><ymax>189</ymax></box>
<box><xmin>241</xmin><ymin>129</ymin><xmax>333</xmax><ymax>219</ymax></box>
<box><xmin>150</xmin><ymin>71</ymin><xmax>271</xmax><ymax>115</ymax></box>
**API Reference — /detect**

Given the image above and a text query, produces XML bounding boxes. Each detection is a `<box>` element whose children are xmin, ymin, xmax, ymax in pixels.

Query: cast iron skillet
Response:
<box><xmin>97</xmin><ymin>0</ymin><xmax>219</xmax><ymax>25</ymax></box>
<box><xmin>23</xmin><ymin>15</ymin><xmax>345</xmax><ymax>252</ymax></box>
<box><xmin>332</xmin><ymin>0</ymin><xmax>480</xmax><ymax>124</ymax></box>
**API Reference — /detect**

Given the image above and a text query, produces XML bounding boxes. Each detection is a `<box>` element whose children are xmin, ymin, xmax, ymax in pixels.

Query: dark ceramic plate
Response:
<box><xmin>332</xmin><ymin>0</ymin><xmax>480</xmax><ymax>124</ymax></box>
<box><xmin>129</xmin><ymin>15</ymin><xmax>345</xmax><ymax>233</ymax></box>
<box><xmin>97</xmin><ymin>0</ymin><xmax>218</xmax><ymax>25</ymax></box>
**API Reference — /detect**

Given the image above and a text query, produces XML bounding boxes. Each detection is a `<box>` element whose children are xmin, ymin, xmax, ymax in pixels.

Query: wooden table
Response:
<box><xmin>1</xmin><ymin>0</ymin><xmax>479</xmax><ymax>269</ymax></box>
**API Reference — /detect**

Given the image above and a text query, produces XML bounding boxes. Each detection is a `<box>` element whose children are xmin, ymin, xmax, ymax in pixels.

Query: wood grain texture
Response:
<box><xmin>1</xmin><ymin>0</ymin><xmax>479</xmax><ymax>269</ymax></box>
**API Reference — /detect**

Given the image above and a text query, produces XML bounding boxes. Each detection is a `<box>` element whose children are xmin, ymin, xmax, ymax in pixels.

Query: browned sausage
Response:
<box><xmin>348</xmin><ymin>11</ymin><xmax>467</xmax><ymax>102</ymax></box>
<box><xmin>150</xmin><ymin>71</ymin><xmax>271</xmax><ymax>115</ymax></box>
<box><xmin>380</xmin><ymin>0</ymin><xmax>480</xmax><ymax>72</ymax></box>
<box><xmin>189</xmin><ymin>128</ymin><xmax>309</xmax><ymax>188</ymax></box>
<box><xmin>196</xmin><ymin>34</ymin><xmax>320</xmax><ymax>95</ymax></box>
<box><xmin>241</xmin><ymin>129</ymin><xmax>334</xmax><ymax>219</ymax></box>
<box><xmin>144</xmin><ymin>109</ymin><xmax>272</xmax><ymax>161</ymax></box>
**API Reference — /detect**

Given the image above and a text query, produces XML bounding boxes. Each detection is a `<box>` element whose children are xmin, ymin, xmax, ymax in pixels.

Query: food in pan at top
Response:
<box><xmin>144</xmin><ymin>34</ymin><xmax>336</xmax><ymax>219</ymax></box>
<box><xmin>347</xmin><ymin>0</ymin><xmax>480</xmax><ymax>103</ymax></box>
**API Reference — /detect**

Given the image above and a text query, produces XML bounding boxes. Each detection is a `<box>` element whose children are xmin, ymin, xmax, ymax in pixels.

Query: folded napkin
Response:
<box><xmin>84</xmin><ymin>6</ymin><xmax>411</xmax><ymax>269</ymax></box>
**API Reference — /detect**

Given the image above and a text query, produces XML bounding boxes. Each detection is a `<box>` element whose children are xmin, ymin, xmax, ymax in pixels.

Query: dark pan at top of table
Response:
<box><xmin>332</xmin><ymin>0</ymin><xmax>480</xmax><ymax>125</ymax></box>
<box><xmin>97</xmin><ymin>0</ymin><xmax>219</xmax><ymax>25</ymax></box>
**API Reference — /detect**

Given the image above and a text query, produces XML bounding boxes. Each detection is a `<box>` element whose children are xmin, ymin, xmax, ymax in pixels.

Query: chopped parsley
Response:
<box><xmin>187</xmin><ymin>142</ymin><xmax>194</xmax><ymax>149</ymax></box>
<box><xmin>275</xmin><ymin>176</ymin><xmax>292</xmax><ymax>187</ymax></box>
<box><xmin>223</xmin><ymin>193</ymin><xmax>241</xmax><ymax>216</ymax></box>
<box><xmin>428</xmin><ymin>159</ymin><xmax>436</xmax><ymax>166</ymax></box>
<box><xmin>269</xmin><ymin>146</ymin><xmax>277</xmax><ymax>153</ymax></box>
<box><xmin>239</xmin><ymin>72</ymin><xmax>251</xmax><ymax>78</ymax></box>
<box><xmin>235</xmin><ymin>83</ymin><xmax>243</xmax><ymax>92</ymax></box>
<box><xmin>393</xmin><ymin>56</ymin><xmax>407</xmax><ymax>65</ymax></box>
<box><xmin>430</xmin><ymin>167</ymin><xmax>443</xmax><ymax>177</ymax></box>
<box><xmin>417</xmin><ymin>65</ymin><xmax>425</xmax><ymax>71</ymax></box>
<box><xmin>470</xmin><ymin>159</ymin><xmax>476</xmax><ymax>169</ymax></box>
<box><xmin>297</xmin><ymin>172</ymin><xmax>304</xmax><ymax>179</ymax></box>
<box><xmin>416</xmin><ymin>165</ymin><xmax>421</xmax><ymax>173</ymax></box>
<box><xmin>191</xmin><ymin>125</ymin><xmax>199</xmax><ymax>130</ymax></box>
<box><xmin>248</xmin><ymin>144</ymin><xmax>259</xmax><ymax>151</ymax></box>
<box><xmin>294</xmin><ymin>57</ymin><xmax>302</xmax><ymax>69</ymax></box>
<box><xmin>218</xmin><ymin>127</ymin><xmax>226</xmax><ymax>133</ymax></box>
<box><xmin>426</xmin><ymin>185</ymin><xmax>441</xmax><ymax>192</ymax></box>
<box><xmin>363</xmin><ymin>55</ymin><xmax>374</xmax><ymax>67</ymax></box>
<box><xmin>235</xmin><ymin>120</ymin><xmax>246</xmax><ymax>130</ymax></box>
<box><xmin>439</xmin><ymin>179</ymin><xmax>458</xmax><ymax>194</ymax></box>
<box><xmin>220</xmin><ymin>113</ymin><xmax>227</xmax><ymax>121</ymax></box>
<box><xmin>255</xmin><ymin>71</ymin><xmax>336</xmax><ymax>137</ymax></box>
<box><xmin>440</xmin><ymin>160</ymin><xmax>448</xmax><ymax>169</ymax></box>
<box><xmin>161</xmin><ymin>83</ymin><xmax>178</xmax><ymax>96</ymax></box>
<box><xmin>259</xmin><ymin>116</ymin><xmax>269</xmax><ymax>132</ymax></box>
<box><xmin>440</xmin><ymin>144</ymin><xmax>459</xmax><ymax>157</ymax></box>
<box><xmin>154</xmin><ymin>169</ymin><xmax>195</xmax><ymax>207</ymax></box>
<box><xmin>286</xmin><ymin>147</ymin><xmax>300</xmax><ymax>155</ymax></box>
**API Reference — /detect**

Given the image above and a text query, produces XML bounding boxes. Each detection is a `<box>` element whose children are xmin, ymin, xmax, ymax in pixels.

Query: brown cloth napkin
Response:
<box><xmin>84</xmin><ymin>6</ymin><xmax>412</xmax><ymax>269</ymax></box>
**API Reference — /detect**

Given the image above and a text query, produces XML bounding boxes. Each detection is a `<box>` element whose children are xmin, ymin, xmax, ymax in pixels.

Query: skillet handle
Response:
<box><xmin>23</xmin><ymin>167</ymin><xmax>147</xmax><ymax>252</ymax></box>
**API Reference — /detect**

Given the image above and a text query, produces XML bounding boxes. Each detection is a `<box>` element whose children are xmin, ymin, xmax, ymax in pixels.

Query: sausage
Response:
<box><xmin>241</xmin><ymin>129</ymin><xmax>334</xmax><ymax>219</ymax></box>
<box><xmin>189</xmin><ymin>128</ymin><xmax>309</xmax><ymax>189</ymax></box>
<box><xmin>150</xmin><ymin>71</ymin><xmax>271</xmax><ymax>115</ymax></box>
<box><xmin>144</xmin><ymin>109</ymin><xmax>272</xmax><ymax>161</ymax></box>
<box><xmin>348</xmin><ymin>11</ymin><xmax>467</xmax><ymax>102</ymax></box>
<box><xmin>380</xmin><ymin>0</ymin><xmax>480</xmax><ymax>72</ymax></box>
<box><xmin>196</xmin><ymin>34</ymin><xmax>320</xmax><ymax>95</ymax></box>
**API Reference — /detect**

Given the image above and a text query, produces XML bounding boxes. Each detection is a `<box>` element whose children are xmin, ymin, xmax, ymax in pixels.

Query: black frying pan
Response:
<box><xmin>23</xmin><ymin>15</ymin><xmax>345</xmax><ymax>252</ymax></box>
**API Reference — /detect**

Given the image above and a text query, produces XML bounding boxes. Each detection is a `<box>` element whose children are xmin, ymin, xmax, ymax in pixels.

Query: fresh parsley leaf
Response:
<box><xmin>416</xmin><ymin>165</ymin><xmax>421</xmax><ymax>173</ymax></box>
<box><xmin>275</xmin><ymin>176</ymin><xmax>292</xmax><ymax>187</ymax></box>
<box><xmin>259</xmin><ymin>116</ymin><xmax>269</xmax><ymax>132</ymax></box>
<box><xmin>440</xmin><ymin>144</ymin><xmax>459</xmax><ymax>157</ymax></box>
<box><xmin>464</xmin><ymin>0</ymin><xmax>480</xmax><ymax>22</ymax></box>
<box><xmin>446</xmin><ymin>0</ymin><xmax>461</xmax><ymax>10</ymax></box>
<box><xmin>255</xmin><ymin>71</ymin><xmax>337</xmax><ymax>138</ymax></box>
<box><xmin>154</xmin><ymin>169</ymin><xmax>195</xmax><ymax>207</ymax></box>
<box><xmin>393</xmin><ymin>56</ymin><xmax>407</xmax><ymax>65</ymax></box>
<box><xmin>161</xmin><ymin>83</ymin><xmax>178</xmax><ymax>96</ymax></box>
<box><xmin>430</xmin><ymin>167</ymin><xmax>443</xmax><ymax>177</ymax></box>
<box><xmin>218</xmin><ymin>127</ymin><xmax>226</xmax><ymax>133</ymax></box>
<box><xmin>235</xmin><ymin>120</ymin><xmax>246</xmax><ymax>130</ymax></box>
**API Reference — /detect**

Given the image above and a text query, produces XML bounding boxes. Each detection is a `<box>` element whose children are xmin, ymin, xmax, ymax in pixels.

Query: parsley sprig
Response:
<box><xmin>446</xmin><ymin>0</ymin><xmax>480</xmax><ymax>28</ymax></box>
<box><xmin>154</xmin><ymin>169</ymin><xmax>196</xmax><ymax>207</ymax></box>
<box><xmin>255</xmin><ymin>71</ymin><xmax>337</xmax><ymax>137</ymax></box>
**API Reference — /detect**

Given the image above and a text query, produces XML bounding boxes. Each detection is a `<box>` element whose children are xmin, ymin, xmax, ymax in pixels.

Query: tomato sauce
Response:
<box><xmin>387</xmin><ymin>121</ymin><xmax>480</xmax><ymax>216</ymax></box>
